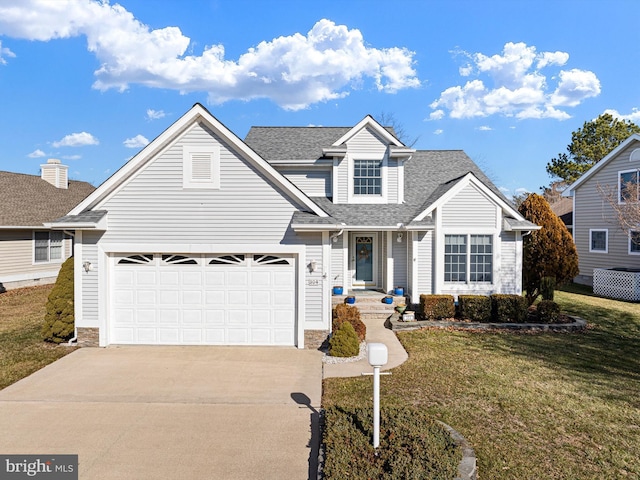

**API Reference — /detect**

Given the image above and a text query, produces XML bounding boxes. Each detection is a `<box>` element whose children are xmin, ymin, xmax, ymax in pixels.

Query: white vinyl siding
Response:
<box><xmin>331</xmin><ymin>234</ymin><xmax>345</xmax><ymax>287</ymax></box>
<box><xmin>391</xmin><ymin>232</ymin><xmax>408</xmax><ymax>291</ymax></box>
<box><xmin>280</xmin><ymin>169</ymin><xmax>331</xmax><ymax>197</ymax></box>
<box><xmin>416</xmin><ymin>231</ymin><xmax>433</xmax><ymax>296</ymax></box>
<box><xmin>500</xmin><ymin>231</ymin><xmax>517</xmax><ymax>292</ymax></box>
<box><xmin>80</xmin><ymin>231</ymin><xmax>100</xmax><ymax>327</ymax></box>
<box><xmin>98</xmin><ymin>123</ymin><xmax>304</xmax><ymax>244</ymax></box>
<box><xmin>304</xmin><ymin>237</ymin><xmax>324</xmax><ymax>327</ymax></box>
<box><xmin>333</xmin><ymin>126</ymin><xmax>400</xmax><ymax>204</ymax></box>
<box><xmin>441</xmin><ymin>184</ymin><xmax>497</xmax><ymax>229</ymax></box>
<box><xmin>573</xmin><ymin>141</ymin><xmax>640</xmax><ymax>281</ymax></box>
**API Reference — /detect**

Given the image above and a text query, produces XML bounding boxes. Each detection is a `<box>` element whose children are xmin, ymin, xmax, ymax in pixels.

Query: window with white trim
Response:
<box><xmin>353</xmin><ymin>159</ymin><xmax>382</xmax><ymax>195</ymax></box>
<box><xmin>34</xmin><ymin>231</ymin><xmax>63</xmax><ymax>263</ymax></box>
<box><xmin>445</xmin><ymin>234</ymin><xmax>493</xmax><ymax>283</ymax></box>
<box><xmin>619</xmin><ymin>169</ymin><xmax>639</xmax><ymax>203</ymax></box>
<box><xmin>183</xmin><ymin>145</ymin><xmax>220</xmax><ymax>189</ymax></box>
<box><xmin>630</xmin><ymin>231</ymin><xmax>640</xmax><ymax>254</ymax></box>
<box><xmin>589</xmin><ymin>229</ymin><xmax>608</xmax><ymax>253</ymax></box>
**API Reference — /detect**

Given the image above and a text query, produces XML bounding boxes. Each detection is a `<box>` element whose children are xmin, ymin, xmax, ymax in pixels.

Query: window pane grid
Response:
<box><xmin>591</xmin><ymin>231</ymin><xmax>606</xmax><ymax>251</ymax></box>
<box><xmin>470</xmin><ymin>235</ymin><xmax>492</xmax><ymax>282</ymax></box>
<box><xmin>354</xmin><ymin>160</ymin><xmax>382</xmax><ymax>195</ymax></box>
<box><xmin>631</xmin><ymin>231</ymin><xmax>640</xmax><ymax>253</ymax></box>
<box><xmin>445</xmin><ymin>235</ymin><xmax>467</xmax><ymax>282</ymax></box>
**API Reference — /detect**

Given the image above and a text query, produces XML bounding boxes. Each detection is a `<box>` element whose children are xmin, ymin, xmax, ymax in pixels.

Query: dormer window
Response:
<box><xmin>354</xmin><ymin>160</ymin><xmax>382</xmax><ymax>195</ymax></box>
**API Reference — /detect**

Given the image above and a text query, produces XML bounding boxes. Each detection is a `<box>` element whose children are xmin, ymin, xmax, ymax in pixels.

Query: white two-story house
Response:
<box><xmin>52</xmin><ymin>104</ymin><xmax>537</xmax><ymax>348</ymax></box>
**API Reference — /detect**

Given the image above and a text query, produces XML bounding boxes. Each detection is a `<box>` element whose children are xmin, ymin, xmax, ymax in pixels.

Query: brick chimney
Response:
<box><xmin>40</xmin><ymin>159</ymin><xmax>68</xmax><ymax>189</ymax></box>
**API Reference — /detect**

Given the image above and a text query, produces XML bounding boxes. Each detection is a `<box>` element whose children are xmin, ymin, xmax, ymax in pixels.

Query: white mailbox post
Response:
<box><xmin>367</xmin><ymin>343</ymin><xmax>388</xmax><ymax>449</ymax></box>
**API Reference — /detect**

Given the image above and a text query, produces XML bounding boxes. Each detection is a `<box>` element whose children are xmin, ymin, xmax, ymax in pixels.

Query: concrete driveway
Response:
<box><xmin>0</xmin><ymin>346</ymin><xmax>323</xmax><ymax>479</ymax></box>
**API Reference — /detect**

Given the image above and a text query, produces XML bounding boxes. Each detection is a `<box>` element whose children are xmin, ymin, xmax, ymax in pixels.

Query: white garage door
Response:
<box><xmin>111</xmin><ymin>253</ymin><xmax>296</xmax><ymax>345</ymax></box>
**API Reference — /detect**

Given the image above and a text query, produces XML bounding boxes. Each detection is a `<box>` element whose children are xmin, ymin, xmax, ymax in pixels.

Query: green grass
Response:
<box><xmin>0</xmin><ymin>285</ymin><xmax>77</xmax><ymax>390</ymax></box>
<box><xmin>323</xmin><ymin>285</ymin><xmax>640</xmax><ymax>479</ymax></box>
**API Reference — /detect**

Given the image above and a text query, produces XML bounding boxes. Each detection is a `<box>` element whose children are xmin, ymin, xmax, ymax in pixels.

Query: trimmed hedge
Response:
<box><xmin>328</xmin><ymin>322</ymin><xmax>360</xmax><ymax>357</ymax></box>
<box><xmin>323</xmin><ymin>405</ymin><xmax>461</xmax><ymax>480</ymax></box>
<box><xmin>458</xmin><ymin>295</ymin><xmax>492</xmax><ymax>322</ymax></box>
<box><xmin>42</xmin><ymin>256</ymin><xmax>75</xmax><ymax>343</ymax></box>
<box><xmin>419</xmin><ymin>294</ymin><xmax>455</xmax><ymax>320</ymax></box>
<box><xmin>332</xmin><ymin>303</ymin><xmax>366</xmax><ymax>342</ymax></box>
<box><xmin>537</xmin><ymin>300</ymin><xmax>561</xmax><ymax>323</ymax></box>
<box><xmin>490</xmin><ymin>294</ymin><xmax>528</xmax><ymax>323</ymax></box>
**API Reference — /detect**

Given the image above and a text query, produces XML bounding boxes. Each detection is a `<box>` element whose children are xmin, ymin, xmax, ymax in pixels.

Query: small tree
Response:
<box><xmin>518</xmin><ymin>194</ymin><xmax>579</xmax><ymax>305</ymax></box>
<box><xmin>42</xmin><ymin>256</ymin><xmax>75</xmax><ymax>343</ymax></box>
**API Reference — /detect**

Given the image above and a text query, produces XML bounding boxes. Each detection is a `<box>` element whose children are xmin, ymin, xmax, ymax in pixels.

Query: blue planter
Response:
<box><xmin>382</xmin><ymin>296</ymin><xmax>393</xmax><ymax>304</ymax></box>
<box><xmin>345</xmin><ymin>296</ymin><xmax>356</xmax><ymax>305</ymax></box>
<box><xmin>332</xmin><ymin>286</ymin><xmax>344</xmax><ymax>295</ymax></box>
<box><xmin>394</xmin><ymin>287</ymin><xmax>404</xmax><ymax>296</ymax></box>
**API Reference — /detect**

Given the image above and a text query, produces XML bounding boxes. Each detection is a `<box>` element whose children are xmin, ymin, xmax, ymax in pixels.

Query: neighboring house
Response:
<box><xmin>565</xmin><ymin>133</ymin><xmax>640</xmax><ymax>286</ymax></box>
<box><xmin>0</xmin><ymin>160</ymin><xmax>95</xmax><ymax>291</ymax></box>
<box><xmin>549</xmin><ymin>196</ymin><xmax>573</xmax><ymax>235</ymax></box>
<box><xmin>51</xmin><ymin>104</ymin><xmax>537</xmax><ymax>348</ymax></box>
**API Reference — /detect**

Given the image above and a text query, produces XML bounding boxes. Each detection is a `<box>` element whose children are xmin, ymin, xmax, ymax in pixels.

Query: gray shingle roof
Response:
<box><xmin>0</xmin><ymin>171</ymin><xmax>95</xmax><ymax>227</ymax></box>
<box><xmin>245</xmin><ymin>125</ymin><xmax>398</xmax><ymax>161</ymax></box>
<box><xmin>246</xmin><ymin>125</ymin><xmax>516</xmax><ymax>227</ymax></box>
<box><xmin>52</xmin><ymin>210</ymin><xmax>107</xmax><ymax>225</ymax></box>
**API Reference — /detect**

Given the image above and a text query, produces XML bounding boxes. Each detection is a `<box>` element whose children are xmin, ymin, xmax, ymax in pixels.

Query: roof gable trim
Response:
<box><xmin>565</xmin><ymin>133</ymin><xmax>640</xmax><ymax>194</ymax></box>
<box><xmin>413</xmin><ymin>172</ymin><xmax>525</xmax><ymax>222</ymax></box>
<box><xmin>69</xmin><ymin>104</ymin><xmax>328</xmax><ymax>218</ymax></box>
<box><xmin>331</xmin><ymin>115</ymin><xmax>404</xmax><ymax>147</ymax></box>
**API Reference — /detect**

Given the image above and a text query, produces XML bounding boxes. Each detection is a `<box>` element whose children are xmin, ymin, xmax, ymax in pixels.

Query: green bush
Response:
<box><xmin>458</xmin><ymin>295</ymin><xmax>492</xmax><ymax>322</ymax></box>
<box><xmin>332</xmin><ymin>303</ymin><xmax>366</xmax><ymax>342</ymax></box>
<box><xmin>323</xmin><ymin>405</ymin><xmax>461</xmax><ymax>480</ymax></box>
<box><xmin>540</xmin><ymin>276</ymin><xmax>556</xmax><ymax>301</ymax></box>
<box><xmin>490</xmin><ymin>294</ymin><xmax>528</xmax><ymax>323</ymax></box>
<box><xmin>42</xmin><ymin>256</ymin><xmax>75</xmax><ymax>343</ymax></box>
<box><xmin>537</xmin><ymin>300</ymin><xmax>561</xmax><ymax>323</ymax></box>
<box><xmin>419</xmin><ymin>294</ymin><xmax>455</xmax><ymax>320</ymax></box>
<box><xmin>328</xmin><ymin>322</ymin><xmax>360</xmax><ymax>357</ymax></box>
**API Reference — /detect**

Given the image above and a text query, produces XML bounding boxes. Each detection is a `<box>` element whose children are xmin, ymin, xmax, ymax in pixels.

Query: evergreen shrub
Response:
<box><xmin>332</xmin><ymin>303</ymin><xmax>366</xmax><ymax>341</ymax></box>
<box><xmin>458</xmin><ymin>295</ymin><xmax>492</xmax><ymax>322</ymax></box>
<box><xmin>42</xmin><ymin>256</ymin><xmax>75</xmax><ymax>343</ymax></box>
<box><xmin>490</xmin><ymin>294</ymin><xmax>528</xmax><ymax>323</ymax></box>
<box><xmin>328</xmin><ymin>322</ymin><xmax>360</xmax><ymax>357</ymax></box>
<box><xmin>419</xmin><ymin>294</ymin><xmax>455</xmax><ymax>320</ymax></box>
<box><xmin>537</xmin><ymin>300</ymin><xmax>561</xmax><ymax>323</ymax></box>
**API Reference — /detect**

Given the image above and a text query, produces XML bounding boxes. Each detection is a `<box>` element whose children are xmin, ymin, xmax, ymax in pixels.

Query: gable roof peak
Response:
<box><xmin>332</xmin><ymin>114</ymin><xmax>404</xmax><ymax>147</ymax></box>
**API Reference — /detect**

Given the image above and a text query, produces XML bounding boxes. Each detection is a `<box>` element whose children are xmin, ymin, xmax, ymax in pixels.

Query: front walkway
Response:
<box><xmin>322</xmin><ymin>316</ymin><xmax>408</xmax><ymax>378</ymax></box>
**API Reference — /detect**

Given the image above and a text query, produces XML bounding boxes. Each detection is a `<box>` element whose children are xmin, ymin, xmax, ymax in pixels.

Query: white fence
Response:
<box><xmin>593</xmin><ymin>268</ymin><xmax>640</xmax><ymax>302</ymax></box>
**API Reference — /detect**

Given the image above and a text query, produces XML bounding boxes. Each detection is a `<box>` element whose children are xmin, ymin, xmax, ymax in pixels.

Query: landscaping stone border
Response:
<box><xmin>388</xmin><ymin>312</ymin><xmax>587</xmax><ymax>332</ymax></box>
<box><xmin>437</xmin><ymin>421</ymin><xmax>477</xmax><ymax>480</ymax></box>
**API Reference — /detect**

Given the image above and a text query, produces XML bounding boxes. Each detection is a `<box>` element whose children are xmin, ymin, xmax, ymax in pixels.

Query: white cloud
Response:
<box><xmin>52</xmin><ymin>132</ymin><xmax>99</xmax><ymax>147</ymax></box>
<box><xmin>499</xmin><ymin>186</ymin><xmax>510</xmax><ymax>194</ymax></box>
<box><xmin>146</xmin><ymin>109</ymin><xmax>165</xmax><ymax>120</ymax></box>
<box><xmin>477</xmin><ymin>125</ymin><xmax>492</xmax><ymax>131</ymax></box>
<box><xmin>0</xmin><ymin>39</ymin><xmax>15</xmax><ymax>65</ymax></box>
<box><xmin>27</xmin><ymin>149</ymin><xmax>46</xmax><ymax>158</ymax></box>
<box><xmin>515</xmin><ymin>187</ymin><xmax>530</xmax><ymax>195</ymax></box>
<box><xmin>429</xmin><ymin>109</ymin><xmax>445</xmax><ymax>121</ymax></box>
<box><xmin>433</xmin><ymin>129</ymin><xmax>443</xmax><ymax>135</ymax></box>
<box><xmin>604</xmin><ymin>108</ymin><xmax>640</xmax><ymax>123</ymax></box>
<box><xmin>0</xmin><ymin>2</ymin><xmax>420</xmax><ymax>110</ymax></box>
<box><xmin>430</xmin><ymin>42</ymin><xmax>600</xmax><ymax>120</ymax></box>
<box><xmin>123</xmin><ymin>134</ymin><xmax>149</xmax><ymax>148</ymax></box>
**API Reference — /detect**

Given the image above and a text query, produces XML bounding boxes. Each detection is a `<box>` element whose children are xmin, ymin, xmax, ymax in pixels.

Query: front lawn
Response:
<box><xmin>323</xmin><ymin>285</ymin><xmax>640</xmax><ymax>479</ymax></box>
<box><xmin>0</xmin><ymin>285</ymin><xmax>76</xmax><ymax>390</ymax></box>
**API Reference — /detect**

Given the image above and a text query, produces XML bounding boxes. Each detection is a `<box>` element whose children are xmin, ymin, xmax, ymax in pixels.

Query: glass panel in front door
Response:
<box><xmin>355</xmin><ymin>236</ymin><xmax>374</xmax><ymax>283</ymax></box>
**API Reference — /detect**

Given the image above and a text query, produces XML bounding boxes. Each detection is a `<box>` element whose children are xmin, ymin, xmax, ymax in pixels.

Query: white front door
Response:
<box><xmin>352</xmin><ymin>234</ymin><xmax>377</xmax><ymax>288</ymax></box>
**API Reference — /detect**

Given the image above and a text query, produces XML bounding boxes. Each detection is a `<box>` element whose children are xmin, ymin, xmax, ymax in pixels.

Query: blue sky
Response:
<box><xmin>0</xmin><ymin>0</ymin><xmax>638</xmax><ymax>198</ymax></box>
